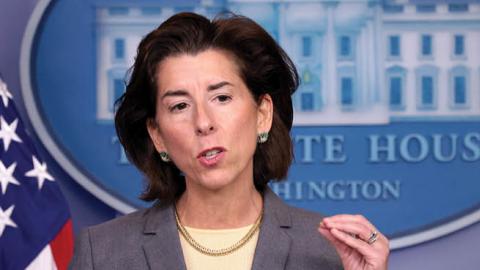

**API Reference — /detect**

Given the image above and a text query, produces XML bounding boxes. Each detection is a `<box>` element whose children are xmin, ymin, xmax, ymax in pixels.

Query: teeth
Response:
<box><xmin>204</xmin><ymin>150</ymin><xmax>220</xmax><ymax>159</ymax></box>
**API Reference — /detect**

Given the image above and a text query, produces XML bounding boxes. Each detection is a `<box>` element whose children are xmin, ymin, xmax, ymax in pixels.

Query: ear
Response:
<box><xmin>146</xmin><ymin>118</ymin><xmax>166</xmax><ymax>153</ymax></box>
<box><xmin>257</xmin><ymin>94</ymin><xmax>273</xmax><ymax>133</ymax></box>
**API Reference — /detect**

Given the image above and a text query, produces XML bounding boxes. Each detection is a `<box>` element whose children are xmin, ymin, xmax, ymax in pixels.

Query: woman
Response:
<box><xmin>70</xmin><ymin>12</ymin><xmax>389</xmax><ymax>270</ymax></box>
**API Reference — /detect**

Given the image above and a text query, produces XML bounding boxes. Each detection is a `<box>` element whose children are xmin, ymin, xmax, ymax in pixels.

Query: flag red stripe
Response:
<box><xmin>50</xmin><ymin>219</ymin><xmax>74</xmax><ymax>270</ymax></box>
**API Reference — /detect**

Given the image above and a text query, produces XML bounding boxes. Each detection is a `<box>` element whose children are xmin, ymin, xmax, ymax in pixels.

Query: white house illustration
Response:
<box><xmin>95</xmin><ymin>0</ymin><xmax>480</xmax><ymax>125</ymax></box>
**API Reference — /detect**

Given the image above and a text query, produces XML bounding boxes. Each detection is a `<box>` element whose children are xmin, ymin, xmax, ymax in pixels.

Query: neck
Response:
<box><xmin>175</xmin><ymin>179</ymin><xmax>263</xmax><ymax>229</ymax></box>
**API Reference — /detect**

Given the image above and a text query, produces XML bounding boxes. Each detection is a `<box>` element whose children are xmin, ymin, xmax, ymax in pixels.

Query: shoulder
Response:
<box><xmin>80</xmin><ymin>204</ymin><xmax>172</xmax><ymax>248</ymax></box>
<box><xmin>86</xmin><ymin>207</ymin><xmax>149</xmax><ymax>239</ymax></box>
<box><xmin>72</xmin><ymin>208</ymin><xmax>149</xmax><ymax>254</ymax></box>
<box><xmin>70</xmin><ymin>205</ymin><xmax>168</xmax><ymax>269</ymax></box>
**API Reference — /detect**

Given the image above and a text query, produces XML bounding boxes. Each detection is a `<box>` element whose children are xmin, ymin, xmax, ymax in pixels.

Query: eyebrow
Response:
<box><xmin>160</xmin><ymin>89</ymin><xmax>189</xmax><ymax>100</ymax></box>
<box><xmin>161</xmin><ymin>81</ymin><xmax>233</xmax><ymax>100</ymax></box>
<box><xmin>208</xmin><ymin>81</ymin><xmax>233</xmax><ymax>91</ymax></box>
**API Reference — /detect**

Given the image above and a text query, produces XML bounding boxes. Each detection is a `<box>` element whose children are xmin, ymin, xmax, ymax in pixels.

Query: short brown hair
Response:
<box><xmin>115</xmin><ymin>12</ymin><xmax>299</xmax><ymax>205</ymax></box>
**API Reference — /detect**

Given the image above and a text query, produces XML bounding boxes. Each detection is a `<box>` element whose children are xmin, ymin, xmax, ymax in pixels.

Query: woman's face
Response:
<box><xmin>147</xmin><ymin>49</ymin><xmax>272</xmax><ymax>191</ymax></box>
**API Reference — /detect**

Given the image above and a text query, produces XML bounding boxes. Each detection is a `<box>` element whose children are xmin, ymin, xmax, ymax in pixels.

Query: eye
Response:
<box><xmin>216</xmin><ymin>95</ymin><xmax>232</xmax><ymax>103</ymax></box>
<box><xmin>169</xmin><ymin>102</ymin><xmax>189</xmax><ymax>112</ymax></box>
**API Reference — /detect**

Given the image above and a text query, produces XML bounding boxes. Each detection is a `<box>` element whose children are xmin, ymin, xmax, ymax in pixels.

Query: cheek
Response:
<box><xmin>164</xmin><ymin>137</ymin><xmax>194</xmax><ymax>170</ymax></box>
<box><xmin>239</xmin><ymin>108</ymin><xmax>260</xmax><ymax>135</ymax></box>
<box><xmin>160</xmin><ymin>125</ymin><xmax>191</xmax><ymax>155</ymax></box>
<box><xmin>230</xmin><ymin>109</ymin><xmax>259</xmax><ymax>149</ymax></box>
<box><xmin>239</xmin><ymin>118</ymin><xmax>258</xmax><ymax>140</ymax></box>
<box><xmin>229</xmin><ymin>98</ymin><xmax>259</xmax><ymax>125</ymax></box>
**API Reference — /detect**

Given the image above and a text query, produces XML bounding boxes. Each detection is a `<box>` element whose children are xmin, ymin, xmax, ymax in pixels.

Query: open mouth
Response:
<box><xmin>197</xmin><ymin>147</ymin><xmax>226</xmax><ymax>166</ymax></box>
<box><xmin>203</xmin><ymin>149</ymin><xmax>222</xmax><ymax>160</ymax></box>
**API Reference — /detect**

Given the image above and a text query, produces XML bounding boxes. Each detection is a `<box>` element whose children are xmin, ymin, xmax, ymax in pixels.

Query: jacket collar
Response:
<box><xmin>251</xmin><ymin>188</ymin><xmax>292</xmax><ymax>270</ymax></box>
<box><xmin>142</xmin><ymin>205</ymin><xmax>187</xmax><ymax>270</ymax></box>
<box><xmin>141</xmin><ymin>187</ymin><xmax>292</xmax><ymax>270</ymax></box>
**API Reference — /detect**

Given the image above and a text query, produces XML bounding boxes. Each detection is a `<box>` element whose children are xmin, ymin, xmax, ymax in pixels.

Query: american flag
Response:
<box><xmin>0</xmin><ymin>77</ymin><xmax>73</xmax><ymax>270</ymax></box>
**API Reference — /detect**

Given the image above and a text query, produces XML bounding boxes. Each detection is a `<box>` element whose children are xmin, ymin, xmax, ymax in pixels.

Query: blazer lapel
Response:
<box><xmin>140</xmin><ymin>189</ymin><xmax>292</xmax><ymax>270</ymax></box>
<box><xmin>252</xmin><ymin>188</ymin><xmax>292</xmax><ymax>270</ymax></box>
<box><xmin>142</xmin><ymin>205</ymin><xmax>187</xmax><ymax>270</ymax></box>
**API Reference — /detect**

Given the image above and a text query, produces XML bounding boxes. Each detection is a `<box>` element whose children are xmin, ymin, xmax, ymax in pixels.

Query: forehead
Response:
<box><xmin>155</xmin><ymin>49</ymin><xmax>243</xmax><ymax>90</ymax></box>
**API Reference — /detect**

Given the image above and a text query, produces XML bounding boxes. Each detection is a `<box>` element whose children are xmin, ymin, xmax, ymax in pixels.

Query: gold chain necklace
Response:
<box><xmin>174</xmin><ymin>207</ymin><xmax>263</xmax><ymax>257</ymax></box>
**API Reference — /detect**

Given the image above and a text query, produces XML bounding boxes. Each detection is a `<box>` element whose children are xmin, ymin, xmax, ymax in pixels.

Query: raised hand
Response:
<box><xmin>318</xmin><ymin>214</ymin><xmax>389</xmax><ymax>270</ymax></box>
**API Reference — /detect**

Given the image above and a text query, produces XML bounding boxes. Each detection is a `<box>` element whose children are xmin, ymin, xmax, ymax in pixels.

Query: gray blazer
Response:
<box><xmin>70</xmin><ymin>188</ymin><xmax>343</xmax><ymax>269</ymax></box>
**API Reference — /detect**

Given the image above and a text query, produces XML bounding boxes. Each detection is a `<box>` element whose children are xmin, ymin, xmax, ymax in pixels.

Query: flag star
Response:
<box><xmin>25</xmin><ymin>156</ymin><xmax>55</xmax><ymax>189</ymax></box>
<box><xmin>0</xmin><ymin>205</ymin><xmax>17</xmax><ymax>237</ymax></box>
<box><xmin>0</xmin><ymin>79</ymin><xmax>13</xmax><ymax>107</ymax></box>
<box><xmin>0</xmin><ymin>161</ymin><xmax>19</xmax><ymax>194</ymax></box>
<box><xmin>0</xmin><ymin>117</ymin><xmax>22</xmax><ymax>151</ymax></box>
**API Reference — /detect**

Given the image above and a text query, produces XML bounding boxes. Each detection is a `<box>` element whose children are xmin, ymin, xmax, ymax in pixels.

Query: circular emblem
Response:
<box><xmin>21</xmin><ymin>0</ymin><xmax>480</xmax><ymax>249</ymax></box>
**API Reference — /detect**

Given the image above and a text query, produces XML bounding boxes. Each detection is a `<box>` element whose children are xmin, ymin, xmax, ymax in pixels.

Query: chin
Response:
<box><xmin>190</xmin><ymin>173</ymin><xmax>237</xmax><ymax>192</ymax></box>
<box><xmin>200</xmin><ymin>179</ymin><xmax>234</xmax><ymax>191</ymax></box>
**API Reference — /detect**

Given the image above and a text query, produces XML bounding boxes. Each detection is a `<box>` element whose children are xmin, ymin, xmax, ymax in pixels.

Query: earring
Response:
<box><xmin>159</xmin><ymin>151</ymin><xmax>171</xmax><ymax>162</ymax></box>
<box><xmin>257</xmin><ymin>132</ymin><xmax>269</xmax><ymax>143</ymax></box>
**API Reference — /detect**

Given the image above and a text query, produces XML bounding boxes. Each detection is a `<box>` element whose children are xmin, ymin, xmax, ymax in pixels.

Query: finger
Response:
<box><xmin>328</xmin><ymin>222</ymin><xmax>388</xmax><ymax>251</ymax></box>
<box><xmin>318</xmin><ymin>227</ymin><xmax>351</xmax><ymax>254</ymax></box>
<box><xmin>322</xmin><ymin>221</ymin><xmax>374</xmax><ymax>243</ymax></box>
<box><xmin>324</xmin><ymin>214</ymin><xmax>375</xmax><ymax>229</ymax></box>
<box><xmin>323</xmin><ymin>215</ymin><xmax>388</xmax><ymax>251</ymax></box>
<box><xmin>323</xmin><ymin>215</ymin><xmax>379</xmax><ymax>239</ymax></box>
<box><xmin>329</xmin><ymin>228</ymin><xmax>376</xmax><ymax>258</ymax></box>
<box><xmin>319</xmin><ymin>220</ymin><xmax>328</xmax><ymax>229</ymax></box>
<box><xmin>318</xmin><ymin>227</ymin><xmax>341</xmax><ymax>245</ymax></box>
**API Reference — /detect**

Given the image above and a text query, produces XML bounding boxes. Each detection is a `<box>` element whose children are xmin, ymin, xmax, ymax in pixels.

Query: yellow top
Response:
<box><xmin>179</xmin><ymin>224</ymin><xmax>259</xmax><ymax>270</ymax></box>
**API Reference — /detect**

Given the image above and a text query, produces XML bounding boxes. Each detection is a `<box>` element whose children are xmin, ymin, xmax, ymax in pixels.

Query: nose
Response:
<box><xmin>194</xmin><ymin>104</ymin><xmax>216</xmax><ymax>136</ymax></box>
